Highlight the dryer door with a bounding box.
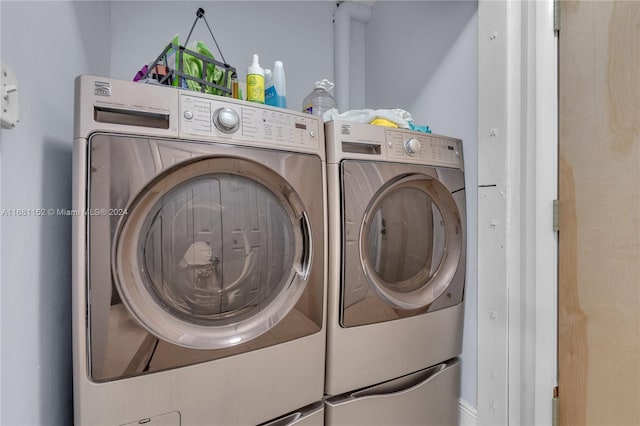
[341,161,465,327]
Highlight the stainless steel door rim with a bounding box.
[113,155,313,350]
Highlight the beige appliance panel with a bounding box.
[325,359,460,426]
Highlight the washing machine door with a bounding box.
[87,134,324,380]
[111,155,313,350]
[341,160,465,327]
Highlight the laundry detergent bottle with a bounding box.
[246,54,265,104]
[265,60,287,108]
[302,79,336,116]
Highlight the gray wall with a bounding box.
[0,2,335,424]
[365,1,479,406]
[0,2,111,424]
[108,1,335,113]
[0,1,478,423]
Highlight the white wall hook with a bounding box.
[1,63,20,129]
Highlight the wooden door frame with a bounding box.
[477,0,558,424]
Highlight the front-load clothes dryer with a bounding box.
[324,121,466,423]
[72,76,327,425]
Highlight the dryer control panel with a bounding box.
[325,120,463,169]
[385,130,463,168]
[179,94,321,151]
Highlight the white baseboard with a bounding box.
[459,398,478,426]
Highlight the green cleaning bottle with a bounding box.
[246,54,265,104]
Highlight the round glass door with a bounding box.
[359,174,462,310]
[112,156,312,350]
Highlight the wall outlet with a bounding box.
[1,63,20,129]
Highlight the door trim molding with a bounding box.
[529,1,558,423]
[477,0,558,424]
[460,398,478,426]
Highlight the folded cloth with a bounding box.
[323,108,432,134]
[322,108,412,128]
[370,118,399,128]
[408,122,432,134]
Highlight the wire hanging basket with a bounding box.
[138,8,236,97]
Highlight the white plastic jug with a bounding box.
[302,79,336,116]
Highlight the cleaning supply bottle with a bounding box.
[265,61,287,108]
[264,68,273,102]
[246,54,264,104]
[231,72,240,99]
[302,79,336,116]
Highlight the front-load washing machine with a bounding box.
[72,76,326,425]
[324,121,466,425]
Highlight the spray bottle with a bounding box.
[246,54,264,104]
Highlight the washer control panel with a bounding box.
[386,130,462,168]
[212,107,240,133]
[180,94,320,150]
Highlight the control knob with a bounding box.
[404,138,421,155]
[213,107,240,133]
